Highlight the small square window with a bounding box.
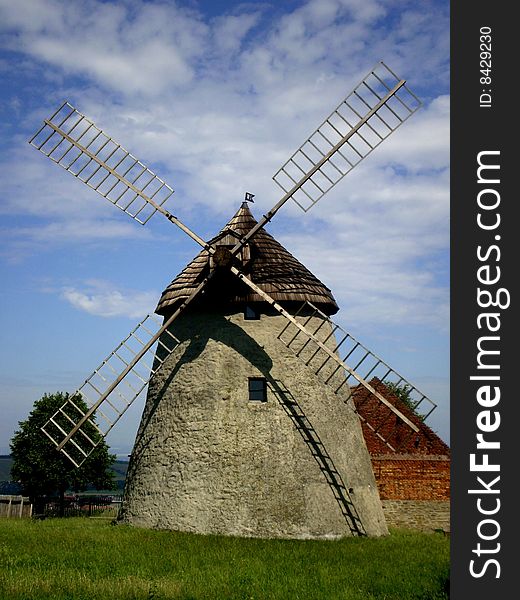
[244,305,260,320]
[248,377,267,402]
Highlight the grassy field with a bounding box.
[0,518,449,600]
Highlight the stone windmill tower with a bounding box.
[30,61,436,538]
[119,201,386,538]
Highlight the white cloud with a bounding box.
[280,223,449,331]
[0,0,207,94]
[212,11,261,55]
[61,279,158,318]
[9,218,150,243]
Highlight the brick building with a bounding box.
[352,378,450,532]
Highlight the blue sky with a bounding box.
[0,0,449,456]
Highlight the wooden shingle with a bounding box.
[156,203,339,315]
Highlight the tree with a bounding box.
[10,392,116,515]
[383,381,425,419]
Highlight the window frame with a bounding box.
[248,377,267,402]
[244,305,260,320]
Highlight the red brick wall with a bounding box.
[352,379,451,456]
[371,455,450,501]
[349,378,451,509]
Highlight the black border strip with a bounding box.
[451,3,514,597]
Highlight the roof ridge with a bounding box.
[219,202,257,237]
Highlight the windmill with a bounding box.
[29,61,436,538]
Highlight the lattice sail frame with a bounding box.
[272,61,422,212]
[278,302,437,452]
[29,102,174,225]
[42,314,179,467]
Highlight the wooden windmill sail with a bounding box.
[29,61,436,538]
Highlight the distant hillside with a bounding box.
[110,460,129,489]
[0,455,128,490]
[0,455,12,481]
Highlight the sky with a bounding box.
[0,0,450,457]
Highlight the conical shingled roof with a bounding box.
[156,202,339,316]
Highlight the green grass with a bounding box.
[0,518,449,600]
